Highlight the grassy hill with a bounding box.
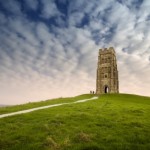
[0,94,150,150]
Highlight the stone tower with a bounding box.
[96,47,119,94]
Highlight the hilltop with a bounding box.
[0,94,150,150]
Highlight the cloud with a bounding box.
[25,0,39,10]
[117,50,150,96]
[41,0,61,19]
[0,0,150,105]
[0,0,22,16]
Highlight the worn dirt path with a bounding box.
[0,97,98,119]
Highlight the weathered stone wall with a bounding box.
[96,47,119,94]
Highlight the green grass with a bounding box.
[0,94,94,115]
[0,93,150,150]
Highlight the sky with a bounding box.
[0,0,150,105]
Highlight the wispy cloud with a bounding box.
[0,0,150,104]
[41,0,61,18]
[25,0,39,10]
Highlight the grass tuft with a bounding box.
[75,132,92,143]
[44,136,59,149]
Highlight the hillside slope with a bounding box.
[0,94,150,150]
[0,94,94,115]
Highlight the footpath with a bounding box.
[0,97,98,119]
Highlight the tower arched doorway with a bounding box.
[104,86,109,93]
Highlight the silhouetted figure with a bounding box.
[93,91,94,94]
